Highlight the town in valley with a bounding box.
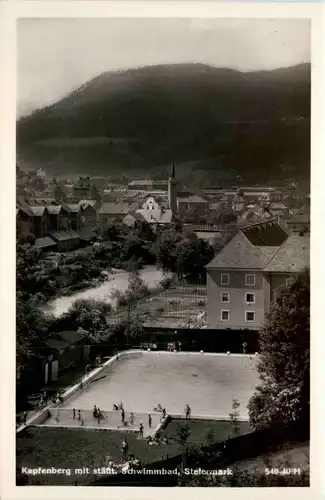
[16,17,310,488]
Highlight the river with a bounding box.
[42,266,164,318]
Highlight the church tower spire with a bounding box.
[168,161,178,216]
[170,161,175,179]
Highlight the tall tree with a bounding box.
[154,229,214,283]
[16,298,52,403]
[248,268,310,431]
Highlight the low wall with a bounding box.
[168,413,249,422]
[27,409,49,426]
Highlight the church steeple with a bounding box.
[168,160,178,216]
[170,161,175,179]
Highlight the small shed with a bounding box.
[42,331,90,384]
[34,236,58,252]
[48,229,80,251]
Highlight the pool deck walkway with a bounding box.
[37,409,163,438]
[34,408,249,440]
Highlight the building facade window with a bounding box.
[245,274,256,286]
[221,292,230,303]
[221,274,230,285]
[245,311,255,322]
[221,310,230,321]
[246,293,255,304]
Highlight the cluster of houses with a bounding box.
[16,199,99,251]
[17,163,310,253]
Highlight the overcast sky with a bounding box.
[18,18,310,117]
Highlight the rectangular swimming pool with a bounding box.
[61,351,259,418]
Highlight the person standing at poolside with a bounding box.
[121,408,125,424]
[129,412,135,425]
[148,414,152,428]
[121,438,128,461]
[139,423,144,438]
[185,404,191,419]
[72,408,76,419]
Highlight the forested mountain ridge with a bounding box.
[17,63,310,184]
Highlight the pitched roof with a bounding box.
[241,222,287,246]
[16,203,33,217]
[34,198,58,205]
[124,211,146,222]
[123,191,141,198]
[78,199,97,209]
[74,177,90,189]
[241,186,275,192]
[178,195,208,203]
[152,180,168,186]
[34,236,57,249]
[48,230,80,242]
[99,202,137,215]
[28,206,46,216]
[46,205,62,215]
[45,330,85,351]
[45,338,67,351]
[269,202,288,210]
[136,208,173,224]
[60,330,86,343]
[143,191,168,198]
[263,234,310,273]
[61,203,80,213]
[206,231,279,270]
[128,180,153,186]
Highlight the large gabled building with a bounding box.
[73,176,91,200]
[206,222,308,330]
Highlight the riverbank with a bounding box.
[42,266,164,317]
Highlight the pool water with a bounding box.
[61,352,259,419]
